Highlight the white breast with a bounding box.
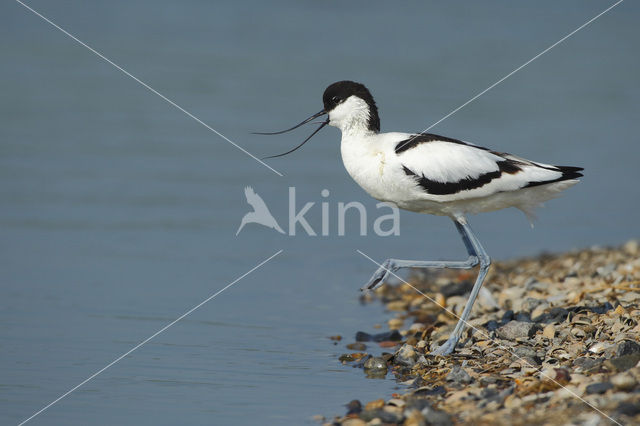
[340,135,382,198]
[339,132,415,203]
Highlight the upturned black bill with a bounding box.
[254,110,328,159]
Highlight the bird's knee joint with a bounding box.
[480,256,491,267]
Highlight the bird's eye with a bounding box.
[332,96,340,103]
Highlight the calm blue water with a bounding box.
[2,1,639,424]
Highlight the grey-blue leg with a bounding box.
[432,220,490,355]
[361,218,491,355]
[361,219,479,291]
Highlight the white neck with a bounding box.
[328,96,377,137]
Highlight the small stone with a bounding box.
[381,353,394,363]
[525,279,549,291]
[339,353,356,363]
[395,344,418,366]
[502,310,515,322]
[533,307,569,324]
[445,389,469,404]
[585,382,613,394]
[346,342,367,351]
[413,385,446,397]
[615,401,640,417]
[616,340,640,357]
[373,330,403,342]
[364,357,388,374]
[623,239,639,255]
[573,357,603,372]
[503,394,521,409]
[404,410,426,426]
[405,397,432,411]
[554,368,572,383]
[596,263,616,277]
[355,331,372,342]
[356,330,402,342]
[386,300,408,311]
[496,321,540,340]
[479,376,498,386]
[446,365,473,384]
[531,303,549,320]
[360,407,402,423]
[513,346,537,359]
[421,406,452,426]
[345,400,362,415]
[485,320,499,332]
[610,372,637,391]
[377,409,403,423]
[480,387,498,399]
[585,302,614,314]
[364,398,385,411]
[522,297,544,312]
[358,409,382,423]
[387,398,405,408]
[440,281,473,297]
[329,335,342,341]
[388,318,404,329]
[543,324,555,339]
[383,404,403,417]
[571,327,586,339]
[499,288,526,310]
[341,418,366,426]
[588,342,610,355]
[483,400,500,412]
[605,353,640,372]
[410,322,426,332]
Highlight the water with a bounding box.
[1,0,639,424]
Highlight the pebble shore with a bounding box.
[319,241,640,426]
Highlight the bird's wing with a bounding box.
[395,133,582,199]
[244,186,270,211]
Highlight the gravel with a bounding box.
[321,241,640,426]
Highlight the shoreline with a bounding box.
[319,241,640,425]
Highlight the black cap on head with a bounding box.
[322,81,380,132]
[256,80,380,159]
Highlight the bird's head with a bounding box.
[322,81,379,134]
[255,81,380,159]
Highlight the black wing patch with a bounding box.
[395,133,489,155]
[403,161,583,195]
[396,133,584,194]
[523,166,584,188]
[402,161,523,195]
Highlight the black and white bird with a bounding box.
[257,80,583,355]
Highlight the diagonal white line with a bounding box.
[356,249,622,426]
[15,0,283,177]
[18,249,284,426]
[396,0,624,152]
